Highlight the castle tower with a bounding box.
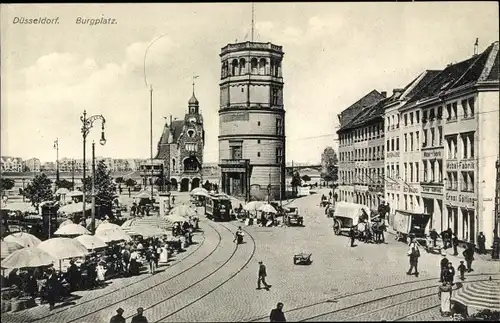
[218,41,285,201]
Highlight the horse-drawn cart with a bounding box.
[293,253,312,265]
[392,210,431,244]
[332,202,371,236]
[284,207,303,226]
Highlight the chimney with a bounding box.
[393,88,404,98]
[380,91,387,98]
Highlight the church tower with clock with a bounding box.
[155,87,205,192]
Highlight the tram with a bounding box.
[205,195,232,221]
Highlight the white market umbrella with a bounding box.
[2,202,37,213]
[54,223,90,236]
[74,235,107,250]
[96,222,121,232]
[95,228,132,243]
[1,240,24,259]
[4,232,42,248]
[192,191,210,197]
[59,219,74,228]
[190,187,208,195]
[122,225,166,238]
[243,201,266,212]
[58,202,91,215]
[67,190,84,197]
[55,188,70,195]
[37,238,89,260]
[170,205,196,218]
[452,278,500,311]
[258,204,278,214]
[1,247,57,269]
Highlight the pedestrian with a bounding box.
[457,260,467,281]
[477,232,486,254]
[270,302,286,322]
[444,262,455,285]
[128,187,131,198]
[441,229,450,249]
[46,268,58,311]
[406,235,420,277]
[430,229,439,247]
[172,196,176,205]
[329,191,332,201]
[257,261,271,290]
[439,252,449,282]
[131,307,148,323]
[463,243,475,272]
[438,282,453,317]
[446,228,453,248]
[146,246,156,274]
[452,233,459,256]
[110,307,126,323]
[349,226,356,247]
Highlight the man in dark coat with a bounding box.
[257,261,271,290]
[110,308,126,323]
[46,268,58,311]
[463,243,475,272]
[131,307,148,323]
[477,232,486,254]
[270,302,286,322]
[439,252,449,282]
[430,229,439,247]
[68,259,81,292]
[446,228,453,248]
[443,262,455,284]
[452,233,459,256]
[406,236,420,277]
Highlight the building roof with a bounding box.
[346,97,390,129]
[406,41,499,104]
[402,70,441,100]
[188,92,199,105]
[155,120,185,159]
[337,90,386,132]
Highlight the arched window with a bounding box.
[239,58,246,75]
[251,58,258,74]
[172,158,176,173]
[231,59,239,76]
[258,58,266,75]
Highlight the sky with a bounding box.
[1,2,498,164]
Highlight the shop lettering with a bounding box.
[446,193,475,206]
[422,186,443,194]
[403,186,419,193]
[387,152,400,158]
[423,150,442,158]
[447,161,475,170]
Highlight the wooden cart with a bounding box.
[293,253,312,265]
[393,210,431,244]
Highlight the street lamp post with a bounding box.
[80,110,106,234]
[22,178,25,202]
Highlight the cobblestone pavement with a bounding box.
[3,190,499,322]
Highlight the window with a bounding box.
[396,165,400,177]
[416,111,420,123]
[409,163,414,182]
[468,97,475,116]
[258,121,261,126]
[430,128,435,146]
[438,160,443,182]
[387,117,390,131]
[258,139,261,144]
[446,135,458,159]
[396,137,400,151]
[429,108,435,120]
[416,162,419,182]
[410,132,414,151]
[276,118,283,135]
[272,88,280,105]
[452,102,458,120]
[423,161,428,182]
[257,152,261,157]
[404,134,408,152]
[423,129,428,147]
[438,126,443,146]
[416,132,420,150]
[391,139,395,152]
[462,99,468,118]
[377,146,380,159]
[410,112,414,125]
[387,139,390,151]
[276,147,283,164]
[404,163,408,182]
[446,104,452,120]
[423,110,428,122]
[404,114,408,126]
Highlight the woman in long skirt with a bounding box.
[159,245,169,265]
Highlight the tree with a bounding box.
[82,160,117,218]
[321,147,339,182]
[23,173,53,207]
[125,178,137,187]
[290,171,301,197]
[301,175,311,182]
[115,177,124,184]
[55,179,74,190]
[0,178,15,192]
[323,174,333,186]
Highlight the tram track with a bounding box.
[26,227,208,323]
[245,272,500,322]
[151,221,256,322]
[30,220,223,323]
[298,276,500,322]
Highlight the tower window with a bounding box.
[258,140,261,144]
[258,121,261,126]
[257,152,261,157]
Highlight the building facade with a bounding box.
[398,41,499,247]
[218,41,285,201]
[338,92,387,210]
[0,157,23,172]
[154,92,205,192]
[337,90,386,207]
[23,158,41,172]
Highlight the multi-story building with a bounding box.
[337,90,386,206]
[113,159,133,172]
[218,41,285,201]
[154,91,205,192]
[338,91,387,210]
[95,157,114,171]
[0,156,23,172]
[23,158,41,172]
[384,71,442,223]
[41,161,56,172]
[400,41,499,248]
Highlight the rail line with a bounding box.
[29,227,208,322]
[152,221,256,322]
[245,272,500,322]
[298,277,500,322]
[392,304,441,321]
[55,221,224,323]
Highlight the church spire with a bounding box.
[188,75,199,113]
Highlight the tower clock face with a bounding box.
[189,117,196,124]
[187,129,196,138]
